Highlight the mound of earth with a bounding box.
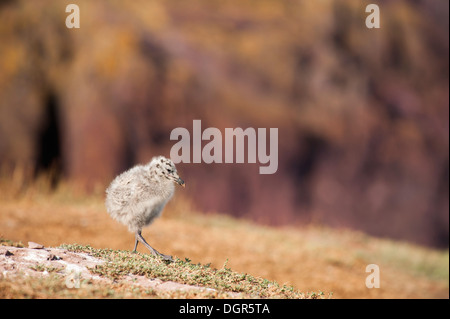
[0,242,220,297]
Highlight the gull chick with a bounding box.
[105,156,185,261]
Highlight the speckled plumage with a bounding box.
[105,156,184,260]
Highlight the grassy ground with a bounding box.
[62,244,321,298]
[0,177,448,298]
[1,240,320,299]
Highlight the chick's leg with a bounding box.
[135,230,173,262]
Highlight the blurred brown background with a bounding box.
[0,0,448,248]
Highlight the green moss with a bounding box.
[59,243,325,298]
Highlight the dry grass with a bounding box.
[0,273,157,299]
[55,243,321,299]
[0,175,448,298]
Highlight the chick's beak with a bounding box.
[177,177,185,188]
